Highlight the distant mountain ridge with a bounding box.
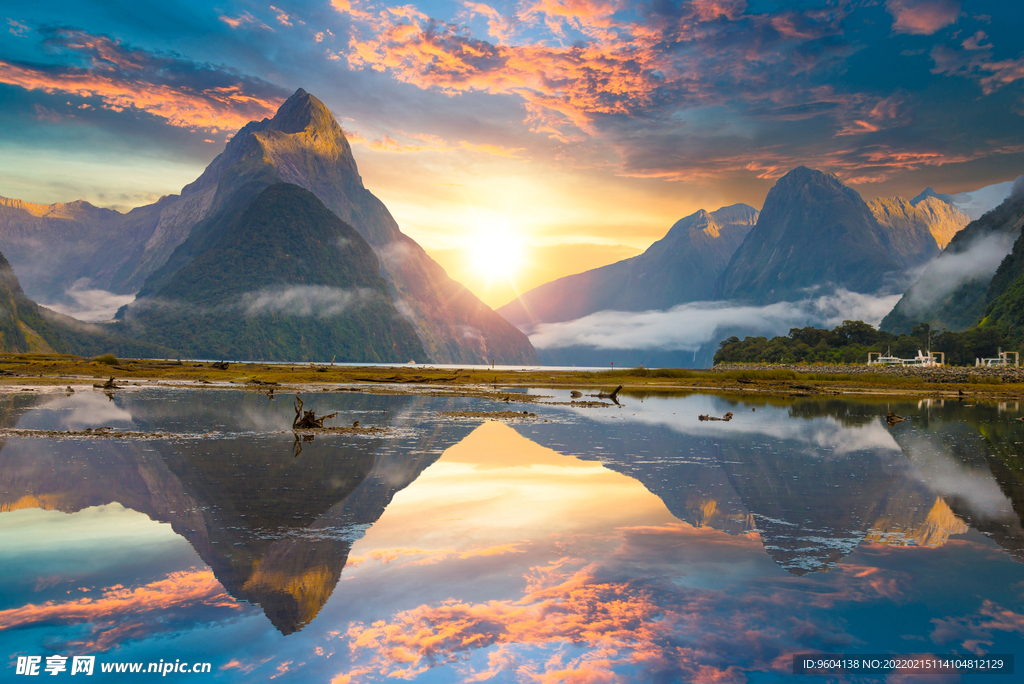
[0,197,124,306]
[912,175,1024,220]
[716,167,936,304]
[867,195,969,250]
[880,187,1024,334]
[0,249,166,356]
[513,166,971,369]
[499,204,758,328]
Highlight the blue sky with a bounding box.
[2,0,1023,304]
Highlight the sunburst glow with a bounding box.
[466,224,525,284]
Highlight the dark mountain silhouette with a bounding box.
[498,204,757,328]
[0,392,480,636]
[717,167,934,303]
[120,183,424,362]
[974,187,1024,338]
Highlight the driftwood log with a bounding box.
[590,385,623,404]
[699,412,734,422]
[292,396,338,429]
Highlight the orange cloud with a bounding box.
[520,0,621,40]
[219,12,274,31]
[0,568,242,652]
[270,6,294,27]
[336,547,901,682]
[343,570,668,681]
[0,29,284,132]
[459,2,517,43]
[690,0,748,22]
[0,60,282,130]
[339,0,678,137]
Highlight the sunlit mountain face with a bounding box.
[1,388,1023,681]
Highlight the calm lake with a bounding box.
[1,387,1022,682]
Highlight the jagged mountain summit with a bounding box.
[717,167,939,303]
[912,175,1024,220]
[498,204,758,328]
[880,186,1024,334]
[0,89,536,364]
[867,195,969,250]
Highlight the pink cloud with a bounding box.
[931,42,1024,95]
[961,30,992,51]
[885,0,960,36]
[930,600,1024,655]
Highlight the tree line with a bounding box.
[714,320,1017,366]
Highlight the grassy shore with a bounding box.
[3,353,1024,401]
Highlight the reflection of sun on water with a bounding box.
[346,420,675,557]
[333,423,772,683]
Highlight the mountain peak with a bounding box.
[717,165,905,303]
[709,203,758,227]
[911,186,956,207]
[776,165,841,188]
[266,88,337,136]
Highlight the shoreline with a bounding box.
[2,354,1024,402]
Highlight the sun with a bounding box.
[466,225,525,283]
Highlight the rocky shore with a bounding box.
[711,363,1023,384]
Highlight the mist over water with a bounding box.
[38,279,135,322]
[525,288,901,366]
[898,232,1018,316]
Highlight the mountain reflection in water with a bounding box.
[0,391,479,636]
[1,389,1023,682]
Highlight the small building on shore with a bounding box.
[867,350,944,367]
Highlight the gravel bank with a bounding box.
[710,363,1024,384]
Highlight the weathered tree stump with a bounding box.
[292,396,338,429]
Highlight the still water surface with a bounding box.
[1,388,1023,682]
